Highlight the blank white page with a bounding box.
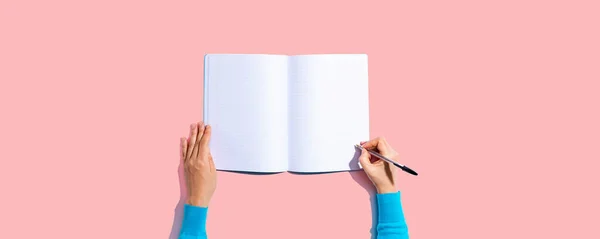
[288,54,370,172]
[204,54,288,172]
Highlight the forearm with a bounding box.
[179,204,208,239]
[376,191,409,239]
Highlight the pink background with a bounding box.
[1,0,599,238]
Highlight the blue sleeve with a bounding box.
[178,204,208,239]
[376,191,409,239]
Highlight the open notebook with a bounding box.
[203,54,369,173]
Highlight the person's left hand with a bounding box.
[181,122,216,207]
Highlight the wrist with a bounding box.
[376,185,397,194]
[187,197,210,207]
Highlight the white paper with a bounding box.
[288,54,370,172]
[204,54,289,172]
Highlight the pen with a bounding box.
[355,144,418,176]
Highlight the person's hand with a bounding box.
[358,137,399,194]
[181,122,216,207]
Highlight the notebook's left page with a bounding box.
[204,54,289,172]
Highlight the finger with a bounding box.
[180,137,188,162]
[364,137,390,153]
[199,124,212,150]
[361,137,382,150]
[209,155,216,171]
[186,123,197,159]
[358,148,372,168]
[192,122,205,159]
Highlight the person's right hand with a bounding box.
[358,137,399,194]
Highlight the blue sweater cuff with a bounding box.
[377,191,406,223]
[180,204,208,236]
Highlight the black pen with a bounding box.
[355,144,418,176]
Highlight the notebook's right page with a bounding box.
[288,54,369,173]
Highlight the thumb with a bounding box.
[358,148,372,168]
